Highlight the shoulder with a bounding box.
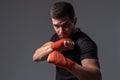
[75,31,98,54]
[76,35,97,52]
[74,29,97,48]
[70,28,95,44]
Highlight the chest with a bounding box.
[60,45,82,65]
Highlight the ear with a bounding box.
[73,17,77,25]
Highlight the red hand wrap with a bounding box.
[51,38,72,50]
[47,51,75,70]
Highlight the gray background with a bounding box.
[0,0,120,80]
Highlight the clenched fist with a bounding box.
[51,38,74,50]
[47,51,75,70]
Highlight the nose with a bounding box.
[59,27,64,34]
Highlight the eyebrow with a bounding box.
[53,20,69,26]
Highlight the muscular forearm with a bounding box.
[33,41,53,61]
[47,51,102,80]
[69,62,102,80]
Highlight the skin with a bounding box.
[52,16,76,38]
[33,16,102,80]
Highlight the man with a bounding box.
[33,2,102,80]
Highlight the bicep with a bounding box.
[81,58,100,69]
[81,59,102,80]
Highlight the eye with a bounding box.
[54,24,59,28]
[62,22,70,28]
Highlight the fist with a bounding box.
[47,51,75,70]
[51,38,74,50]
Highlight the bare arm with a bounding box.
[33,38,75,62]
[69,59,102,80]
[33,41,54,62]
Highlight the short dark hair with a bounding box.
[50,2,75,20]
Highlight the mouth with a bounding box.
[59,34,68,38]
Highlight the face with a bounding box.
[52,17,76,38]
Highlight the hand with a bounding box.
[47,51,75,70]
[64,39,74,50]
[51,38,74,50]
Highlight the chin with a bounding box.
[59,36,68,38]
[59,34,70,38]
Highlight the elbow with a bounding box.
[33,54,39,62]
[33,51,45,62]
[33,50,41,62]
[33,55,43,62]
